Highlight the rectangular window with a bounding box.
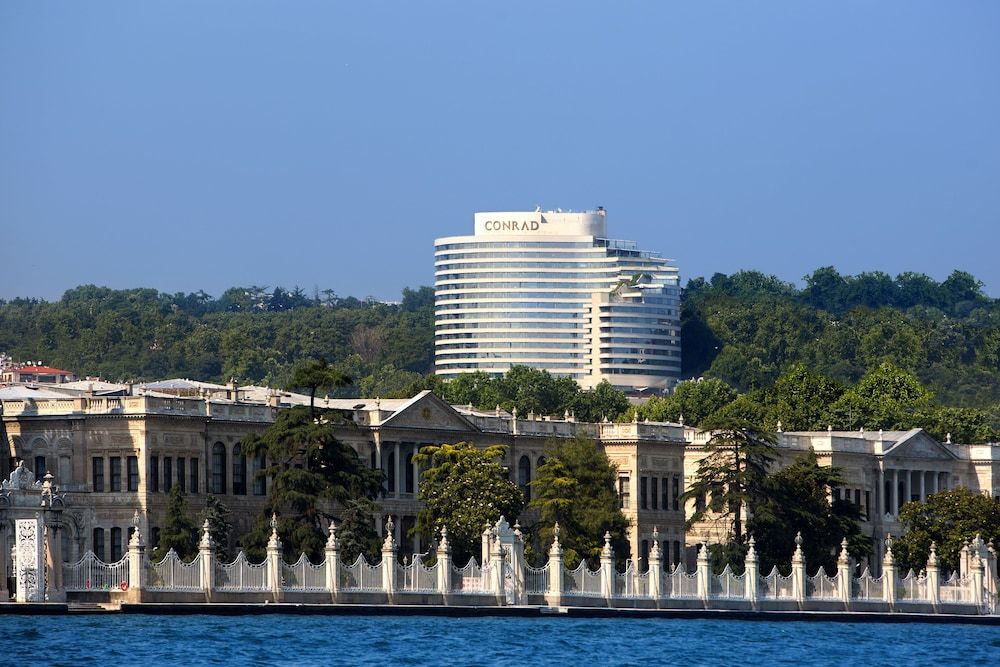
[651,477,658,510]
[151,527,161,548]
[190,459,199,494]
[640,477,648,510]
[149,456,159,493]
[92,457,105,492]
[864,491,871,519]
[110,527,122,562]
[252,455,266,496]
[673,541,681,568]
[110,457,122,492]
[618,475,630,509]
[163,457,172,491]
[34,455,46,481]
[661,477,669,510]
[672,477,680,511]
[695,491,706,513]
[177,458,186,493]
[93,528,105,561]
[127,456,139,492]
[233,455,246,495]
[833,488,841,501]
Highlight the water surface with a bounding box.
[1,614,996,666]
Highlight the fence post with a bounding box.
[971,552,985,612]
[791,532,806,605]
[697,543,711,606]
[601,531,615,605]
[199,519,215,601]
[926,541,940,610]
[547,523,564,604]
[836,538,852,610]
[266,514,283,602]
[381,516,397,601]
[745,536,759,608]
[437,527,452,602]
[489,524,505,604]
[127,523,146,602]
[883,534,897,610]
[325,520,340,602]
[648,528,663,607]
[511,521,527,605]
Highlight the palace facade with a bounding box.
[3,382,999,595]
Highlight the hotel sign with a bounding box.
[483,220,540,231]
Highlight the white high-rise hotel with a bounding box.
[434,209,681,391]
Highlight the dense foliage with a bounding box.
[153,485,198,561]
[239,405,383,562]
[413,442,525,565]
[892,488,1000,574]
[529,435,631,568]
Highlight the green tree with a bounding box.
[288,357,352,417]
[201,496,235,562]
[771,364,844,431]
[683,418,777,544]
[413,442,525,565]
[530,435,631,567]
[239,405,383,562]
[153,485,198,561]
[748,450,869,574]
[893,487,1000,574]
[824,362,932,430]
[572,380,630,423]
[634,377,737,426]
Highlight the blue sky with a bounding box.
[2,1,998,301]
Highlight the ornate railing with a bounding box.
[216,552,268,591]
[63,551,129,592]
[147,550,202,591]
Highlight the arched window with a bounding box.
[536,455,547,471]
[211,442,227,494]
[518,456,531,501]
[232,445,247,495]
[92,528,105,561]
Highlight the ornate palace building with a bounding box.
[3,382,999,595]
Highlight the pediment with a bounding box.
[379,391,479,433]
[883,429,957,461]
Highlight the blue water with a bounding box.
[1,614,997,666]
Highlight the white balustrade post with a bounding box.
[696,543,711,606]
[791,532,806,605]
[971,552,985,612]
[199,519,215,601]
[489,526,504,604]
[127,522,146,602]
[926,541,940,610]
[648,528,663,607]
[481,524,492,568]
[547,524,563,603]
[381,516,397,601]
[836,538,852,610]
[883,535,897,610]
[600,531,615,605]
[325,521,340,601]
[266,514,283,602]
[511,521,527,605]
[437,527,452,602]
[745,537,759,608]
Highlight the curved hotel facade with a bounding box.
[434,209,681,392]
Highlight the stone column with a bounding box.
[696,543,711,606]
[199,519,215,601]
[932,471,939,495]
[890,469,898,516]
[481,524,492,567]
[836,539,851,610]
[971,552,985,611]
[882,535,897,609]
[393,443,402,499]
[648,528,663,606]
[126,525,145,603]
[919,470,926,502]
[266,514,283,602]
[381,516,397,601]
[877,465,885,516]
[744,537,759,608]
[600,531,615,604]
[510,521,527,605]
[903,470,911,506]
[324,521,340,601]
[547,524,563,603]
[926,542,940,610]
[791,532,806,605]
[489,527,504,604]
[437,527,452,602]
[45,524,65,601]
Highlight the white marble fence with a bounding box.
[60,517,997,615]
